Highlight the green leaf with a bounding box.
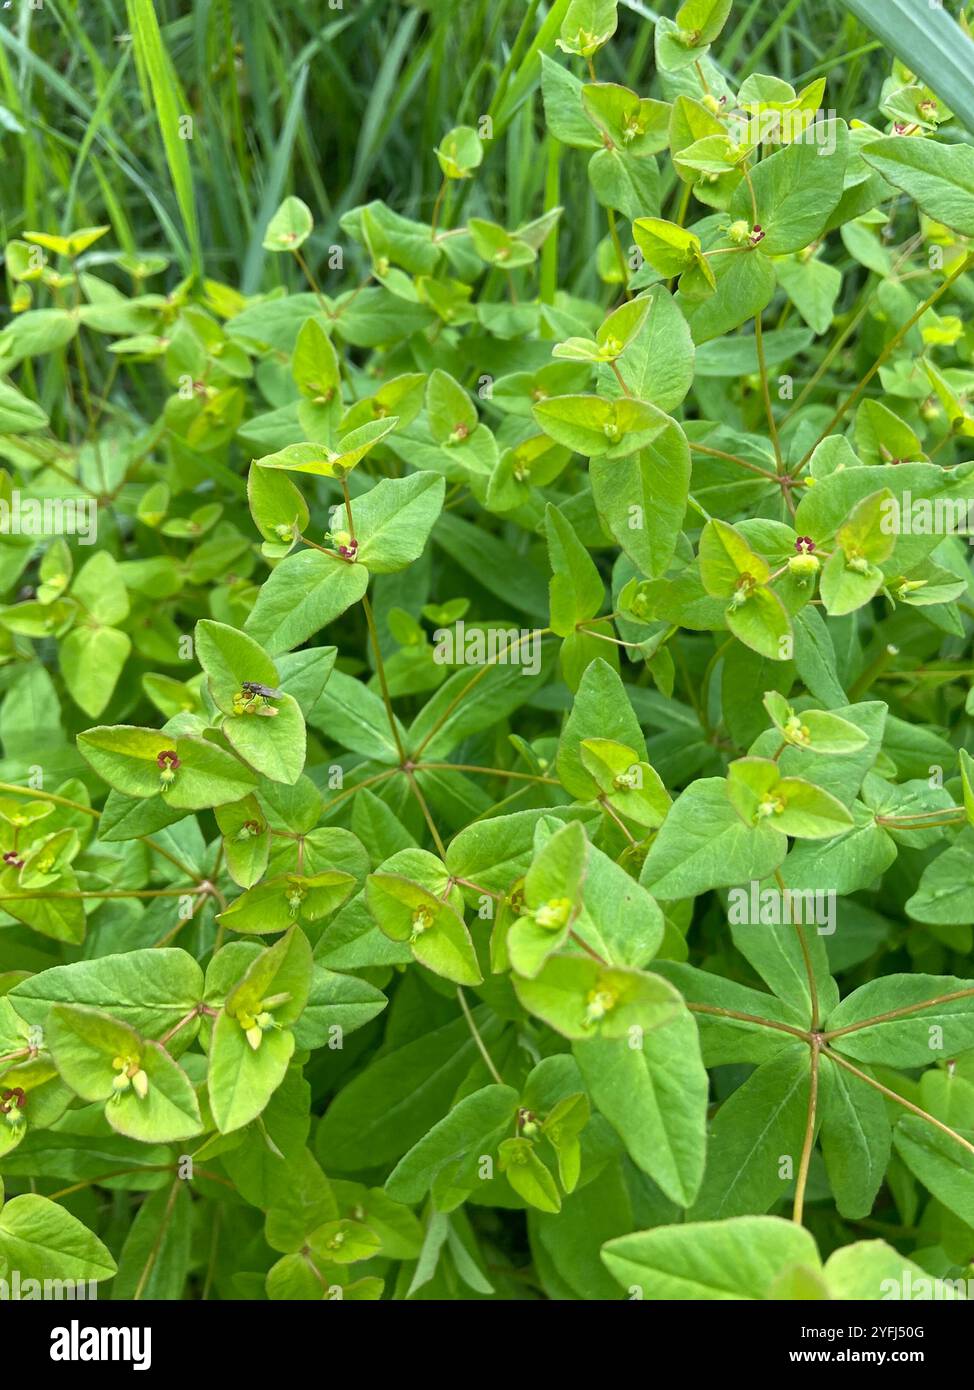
[893,1117,974,1227]
[61,625,131,719]
[690,1046,810,1219]
[514,954,682,1042]
[0,1194,117,1283]
[681,247,776,343]
[0,379,49,433]
[820,1055,891,1220]
[575,997,707,1206]
[556,659,645,799]
[906,831,974,926]
[641,778,786,900]
[509,819,589,978]
[47,1004,202,1143]
[124,0,201,274]
[499,1137,562,1212]
[407,641,555,760]
[730,891,838,1022]
[774,254,842,336]
[195,619,278,709]
[112,1184,192,1299]
[334,472,444,574]
[208,1012,292,1136]
[206,929,311,1132]
[262,196,314,252]
[0,309,79,364]
[315,1012,495,1171]
[862,138,974,238]
[366,873,482,985]
[676,0,732,46]
[77,726,257,809]
[590,421,691,580]
[434,125,483,180]
[825,974,974,1066]
[386,1085,519,1204]
[823,1238,966,1300]
[244,550,369,655]
[217,871,355,935]
[655,961,808,1065]
[533,394,667,460]
[292,966,387,1049]
[9,949,204,1037]
[729,120,848,255]
[545,504,604,638]
[602,1215,820,1299]
[588,148,661,222]
[763,691,869,755]
[557,0,618,58]
[840,0,974,137]
[309,667,406,764]
[255,419,398,480]
[540,54,602,150]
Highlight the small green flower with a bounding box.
[534,897,572,930]
[411,904,435,941]
[583,987,617,1028]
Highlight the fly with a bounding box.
[240,681,283,699]
[234,680,284,716]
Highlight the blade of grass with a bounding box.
[839,0,974,134]
[125,0,203,278]
[241,63,310,294]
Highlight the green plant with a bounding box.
[1,0,974,1302]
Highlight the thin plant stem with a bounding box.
[689,441,778,480]
[610,360,632,396]
[823,988,974,1042]
[420,762,560,786]
[776,869,819,1030]
[826,1050,974,1158]
[413,629,552,759]
[799,252,974,467]
[405,769,446,859]
[361,591,406,763]
[599,796,637,845]
[293,246,328,313]
[793,1037,821,1225]
[320,767,400,815]
[687,1002,812,1043]
[457,987,503,1086]
[754,313,783,472]
[607,208,630,295]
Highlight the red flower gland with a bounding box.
[795,536,816,554]
[750,224,765,245]
[0,1087,26,1113]
[156,750,180,786]
[338,538,359,561]
[3,852,23,869]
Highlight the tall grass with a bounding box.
[0,0,887,299]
